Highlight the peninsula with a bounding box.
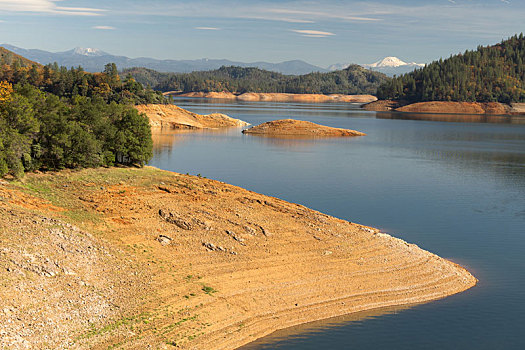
[0,166,476,349]
[366,35,525,116]
[135,104,249,129]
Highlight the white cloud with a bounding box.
[93,26,115,30]
[0,0,106,16]
[291,29,335,38]
[195,27,220,30]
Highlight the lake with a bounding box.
[149,98,525,349]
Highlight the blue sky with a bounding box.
[0,0,523,67]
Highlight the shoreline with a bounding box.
[0,166,476,349]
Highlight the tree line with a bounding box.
[0,52,162,177]
[377,34,525,103]
[123,65,389,95]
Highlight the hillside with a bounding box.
[123,65,389,95]
[0,47,164,178]
[0,47,40,67]
[377,34,525,103]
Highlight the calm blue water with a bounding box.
[149,99,525,349]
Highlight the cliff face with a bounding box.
[135,104,249,129]
[242,119,366,137]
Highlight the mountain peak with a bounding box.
[368,57,407,68]
[72,47,104,56]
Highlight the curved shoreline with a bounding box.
[0,167,476,349]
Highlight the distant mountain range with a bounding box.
[1,44,425,77]
[329,57,426,77]
[0,44,328,75]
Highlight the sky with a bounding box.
[0,0,523,67]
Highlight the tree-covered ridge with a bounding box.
[0,56,165,105]
[0,47,159,177]
[377,34,525,103]
[0,47,38,67]
[123,65,389,95]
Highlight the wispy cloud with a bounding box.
[0,0,106,16]
[195,27,220,30]
[291,29,335,38]
[93,25,115,30]
[270,8,381,22]
[116,1,379,24]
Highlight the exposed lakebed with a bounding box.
[150,98,525,349]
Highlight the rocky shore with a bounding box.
[0,167,476,349]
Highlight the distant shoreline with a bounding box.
[165,91,378,103]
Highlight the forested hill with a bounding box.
[122,65,389,95]
[0,47,165,178]
[0,47,39,67]
[377,34,525,103]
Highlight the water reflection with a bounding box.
[377,111,525,124]
[239,304,414,350]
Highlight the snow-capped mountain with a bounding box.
[328,57,425,77]
[364,56,424,69]
[72,47,106,56]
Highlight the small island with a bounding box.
[242,119,366,137]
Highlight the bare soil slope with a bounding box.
[0,167,476,349]
[135,104,249,129]
[396,101,510,114]
[242,119,366,137]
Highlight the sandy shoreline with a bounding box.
[0,166,476,349]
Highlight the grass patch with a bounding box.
[202,285,217,295]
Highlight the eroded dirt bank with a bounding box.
[135,104,249,129]
[0,167,476,349]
